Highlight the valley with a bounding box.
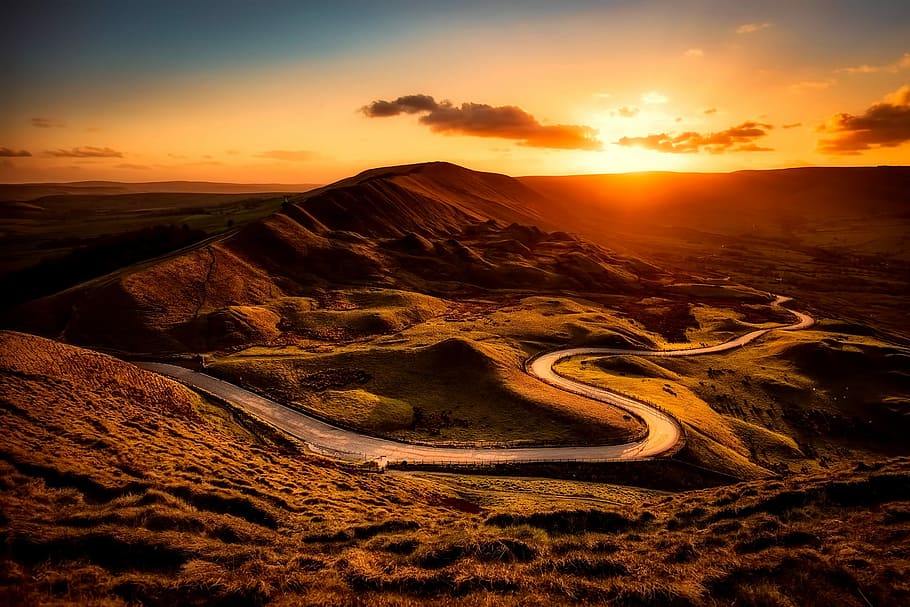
[1,163,908,606]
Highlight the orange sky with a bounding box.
[2,2,909,183]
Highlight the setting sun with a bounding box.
[3,2,910,182]
[3,5,910,606]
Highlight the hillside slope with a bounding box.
[521,167,910,339]
[2,331,908,606]
[8,162,666,353]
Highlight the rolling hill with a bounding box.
[7,162,667,353]
[2,330,908,606]
[521,167,910,339]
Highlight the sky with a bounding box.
[2,0,909,183]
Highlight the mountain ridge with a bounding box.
[7,162,663,352]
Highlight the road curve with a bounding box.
[140,295,813,465]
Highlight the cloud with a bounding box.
[255,150,317,162]
[44,146,123,158]
[641,91,668,105]
[361,94,602,150]
[183,160,224,166]
[817,85,910,154]
[616,121,774,154]
[838,52,910,75]
[704,107,718,115]
[790,79,836,90]
[0,147,31,157]
[362,94,438,117]
[782,122,802,129]
[31,117,65,128]
[684,48,704,57]
[615,106,640,118]
[115,163,149,170]
[736,22,771,34]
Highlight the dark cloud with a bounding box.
[783,122,802,129]
[115,163,149,170]
[704,107,718,115]
[31,117,65,128]
[615,106,639,118]
[255,150,316,162]
[616,121,774,154]
[0,147,31,157]
[44,146,123,158]
[362,94,438,117]
[817,85,910,154]
[361,94,602,150]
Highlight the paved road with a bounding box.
[140,295,813,465]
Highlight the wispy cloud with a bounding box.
[790,79,836,90]
[31,117,66,128]
[44,146,123,158]
[641,91,668,105]
[115,163,149,170]
[255,150,317,162]
[182,160,224,166]
[617,121,774,154]
[818,85,910,154]
[736,22,772,34]
[837,52,910,75]
[615,106,640,118]
[362,94,602,150]
[704,107,718,115]
[0,147,32,157]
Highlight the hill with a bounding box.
[0,181,320,202]
[2,331,908,606]
[521,167,910,339]
[7,162,666,353]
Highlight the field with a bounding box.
[554,324,910,475]
[522,168,910,342]
[0,187,316,309]
[3,331,909,606]
[2,164,909,605]
[205,290,668,446]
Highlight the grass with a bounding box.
[2,331,910,606]
[0,192,307,313]
[210,334,643,446]
[2,162,909,605]
[202,290,657,446]
[553,323,910,477]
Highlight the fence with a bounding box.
[306,444,368,461]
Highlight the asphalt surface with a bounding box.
[140,295,813,465]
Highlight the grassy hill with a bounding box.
[2,331,909,606]
[6,163,667,353]
[521,167,910,340]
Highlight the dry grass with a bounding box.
[2,163,909,604]
[2,330,909,606]
[208,302,648,446]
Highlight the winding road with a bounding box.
[140,295,813,466]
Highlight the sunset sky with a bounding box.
[3,0,909,183]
